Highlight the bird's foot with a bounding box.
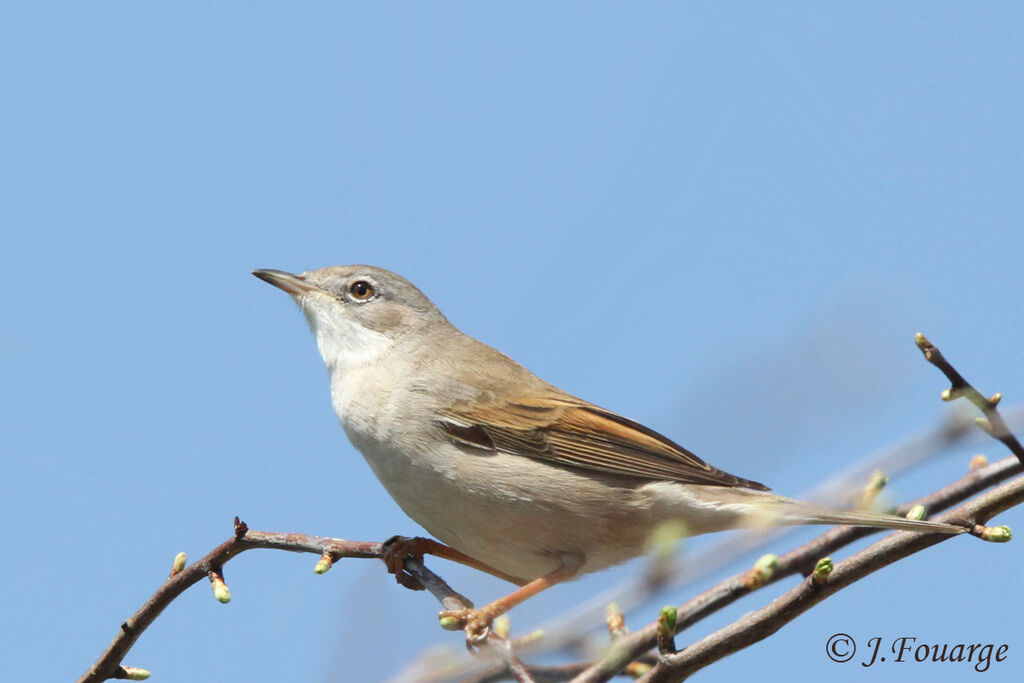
[381,535,428,591]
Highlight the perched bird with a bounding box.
[253,265,964,636]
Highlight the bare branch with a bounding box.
[77,519,465,683]
[638,472,1024,682]
[916,333,1024,463]
[566,333,1024,683]
[569,454,1022,683]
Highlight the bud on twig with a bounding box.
[625,662,653,676]
[657,605,677,655]
[117,666,151,680]
[170,552,187,577]
[606,602,627,638]
[905,505,926,521]
[978,525,1012,543]
[969,454,989,471]
[209,570,231,604]
[812,557,833,585]
[493,614,511,639]
[313,552,333,575]
[744,553,778,589]
[858,470,888,510]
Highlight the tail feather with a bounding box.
[766,496,965,535]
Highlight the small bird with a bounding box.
[254,265,964,636]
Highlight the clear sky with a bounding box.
[3,3,1023,682]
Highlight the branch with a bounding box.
[77,518,468,683]
[566,333,1024,683]
[569,454,1022,683]
[916,333,1024,463]
[639,472,1023,682]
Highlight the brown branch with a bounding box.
[916,333,1024,463]
[77,518,467,683]
[474,634,542,683]
[565,333,1024,683]
[568,454,1022,683]
[638,472,1024,682]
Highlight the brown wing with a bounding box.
[438,394,769,490]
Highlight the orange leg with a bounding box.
[382,536,528,590]
[439,556,583,641]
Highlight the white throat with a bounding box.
[301,302,395,376]
[300,299,401,449]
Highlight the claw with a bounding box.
[381,536,426,591]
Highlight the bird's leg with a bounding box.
[382,536,527,590]
[438,555,583,642]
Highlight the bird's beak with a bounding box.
[252,269,323,296]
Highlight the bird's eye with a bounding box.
[348,280,375,300]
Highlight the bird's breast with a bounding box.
[325,367,660,580]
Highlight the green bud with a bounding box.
[813,557,833,584]
[493,614,510,639]
[658,605,677,635]
[981,525,1012,543]
[313,553,333,575]
[745,553,778,588]
[656,605,678,655]
[905,505,926,521]
[170,552,187,577]
[754,553,778,577]
[210,575,231,604]
[606,602,626,636]
[859,471,888,510]
[120,667,151,680]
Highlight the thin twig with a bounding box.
[569,454,1022,683]
[916,333,1024,463]
[637,472,1024,682]
[568,333,1024,683]
[474,634,541,683]
[77,518,464,683]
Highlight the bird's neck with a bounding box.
[309,313,396,377]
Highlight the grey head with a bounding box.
[253,265,451,371]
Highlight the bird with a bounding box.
[253,265,966,637]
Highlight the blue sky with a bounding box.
[3,3,1023,682]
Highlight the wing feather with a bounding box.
[438,394,768,490]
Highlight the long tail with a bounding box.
[739,492,965,535]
